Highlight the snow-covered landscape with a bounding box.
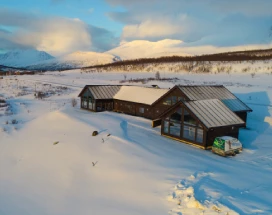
[1,68,272,215]
[1,0,272,214]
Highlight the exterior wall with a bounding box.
[152,87,187,119]
[114,100,153,119]
[80,88,96,111]
[80,88,115,112]
[206,126,240,148]
[96,99,114,112]
[235,111,248,125]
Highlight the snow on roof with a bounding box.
[113,86,169,105]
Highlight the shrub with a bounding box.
[71,98,77,107]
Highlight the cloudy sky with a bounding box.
[0,0,271,56]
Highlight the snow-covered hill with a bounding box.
[106,39,192,60]
[27,51,120,70]
[0,49,54,67]
[1,71,272,214]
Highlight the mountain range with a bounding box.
[1,39,271,71]
[0,49,54,68]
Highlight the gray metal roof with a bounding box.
[179,85,252,112]
[88,85,121,99]
[184,99,245,129]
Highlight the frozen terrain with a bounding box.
[0,69,272,215]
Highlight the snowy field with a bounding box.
[0,69,272,215]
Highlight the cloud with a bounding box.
[0,8,117,56]
[106,0,272,46]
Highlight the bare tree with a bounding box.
[71,98,77,107]
[155,71,161,80]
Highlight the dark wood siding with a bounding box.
[96,99,114,112]
[235,111,247,126]
[206,126,239,148]
[114,100,153,119]
[152,87,187,119]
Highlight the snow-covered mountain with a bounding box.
[0,49,54,67]
[27,51,120,70]
[106,39,192,60]
[2,39,271,71]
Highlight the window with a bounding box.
[196,128,203,143]
[183,109,197,126]
[125,104,132,110]
[172,96,177,104]
[170,122,181,137]
[183,125,196,141]
[164,121,169,133]
[178,97,184,102]
[83,99,88,108]
[88,99,94,110]
[139,107,145,113]
[163,97,172,105]
[163,106,204,144]
[170,108,182,122]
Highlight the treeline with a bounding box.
[83,48,272,70]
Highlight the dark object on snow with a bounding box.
[92,161,98,166]
[53,141,59,145]
[92,131,98,136]
[11,119,18,124]
[107,134,111,137]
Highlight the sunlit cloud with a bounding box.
[0,8,117,56]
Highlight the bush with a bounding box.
[71,98,77,107]
[155,71,161,80]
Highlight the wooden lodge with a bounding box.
[151,85,252,126]
[159,99,245,149]
[78,84,252,149]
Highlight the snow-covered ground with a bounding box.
[0,69,272,215]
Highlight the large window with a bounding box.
[162,106,204,144]
[196,128,204,143]
[139,107,145,113]
[163,96,180,106]
[170,108,182,122]
[164,121,169,133]
[82,89,94,110]
[183,125,196,141]
[170,122,181,137]
[82,99,88,109]
[184,109,197,125]
[163,97,172,106]
[88,97,95,110]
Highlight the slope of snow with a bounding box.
[107,39,272,60]
[27,51,120,70]
[1,70,272,215]
[0,49,54,67]
[106,39,192,60]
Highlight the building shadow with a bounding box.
[236,91,271,151]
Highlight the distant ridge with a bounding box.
[84,48,272,70]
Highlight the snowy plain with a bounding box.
[0,68,272,215]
